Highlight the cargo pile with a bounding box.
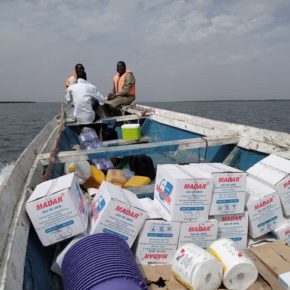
[25,153,290,289]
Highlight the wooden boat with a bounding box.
[0,103,289,290]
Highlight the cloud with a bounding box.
[0,0,290,101]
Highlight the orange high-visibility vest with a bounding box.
[65,72,77,92]
[113,70,136,96]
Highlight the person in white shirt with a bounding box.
[65,71,106,124]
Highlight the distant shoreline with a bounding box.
[142,99,290,103]
[0,101,36,104]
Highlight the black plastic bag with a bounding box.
[129,155,156,180]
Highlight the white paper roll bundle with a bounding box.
[172,243,223,290]
[209,238,258,290]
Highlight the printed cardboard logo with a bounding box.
[156,179,173,205]
[115,205,140,219]
[188,225,211,232]
[218,176,240,183]
[36,196,64,211]
[75,184,86,214]
[254,197,273,210]
[144,253,168,260]
[176,248,186,261]
[91,197,106,221]
[284,179,290,189]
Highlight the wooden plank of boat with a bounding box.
[39,135,240,165]
[65,113,143,126]
[127,105,290,158]
[102,136,150,147]
[0,117,59,257]
[0,117,61,289]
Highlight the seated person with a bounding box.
[65,63,85,92]
[104,61,136,116]
[65,70,105,124]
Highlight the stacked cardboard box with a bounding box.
[191,163,249,249]
[136,164,217,265]
[247,155,290,216]
[215,212,249,249]
[246,176,284,238]
[153,164,213,221]
[193,163,247,215]
[26,173,89,246]
[135,197,181,264]
[247,154,290,242]
[89,181,147,247]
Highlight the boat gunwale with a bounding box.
[38,135,240,165]
[127,104,290,158]
[0,113,62,289]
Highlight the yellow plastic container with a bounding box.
[123,176,151,188]
[106,169,127,186]
[82,166,105,189]
[121,124,141,140]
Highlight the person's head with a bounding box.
[77,70,87,80]
[116,61,126,75]
[74,63,85,74]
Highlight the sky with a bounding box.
[0,0,290,102]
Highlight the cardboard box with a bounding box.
[271,218,290,244]
[50,233,87,276]
[89,181,147,247]
[193,163,246,215]
[178,219,218,248]
[154,164,213,221]
[246,177,284,238]
[259,154,290,173]
[215,212,249,249]
[249,241,290,290]
[135,220,180,264]
[139,198,163,220]
[280,272,290,290]
[247,155,290,216]
[26,173,88,246]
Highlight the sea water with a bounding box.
[0,100,289,183]
[0,102,60,183]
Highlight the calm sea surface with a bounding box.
[0,100,289,168]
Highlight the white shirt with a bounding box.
[65,79,105,124]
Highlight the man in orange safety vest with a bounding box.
[104,61,136,115]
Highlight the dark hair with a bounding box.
[75,63,85,73]
[77,71,87,80]
[117,61,126,68]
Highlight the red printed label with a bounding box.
[218,177,240,183]
[36,197,63,210]
[184,183,207,190]
[188,226,211,232]
[284,179,290,189]
[144,253,168,259]
[254,198,273,210]
[222,215,243,222]
[115,205,140,219]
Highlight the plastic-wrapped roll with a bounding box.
[209,238,258,290]
[172,244,223,290]
[78,127,114,172]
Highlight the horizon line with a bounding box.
[0,98,289,103]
